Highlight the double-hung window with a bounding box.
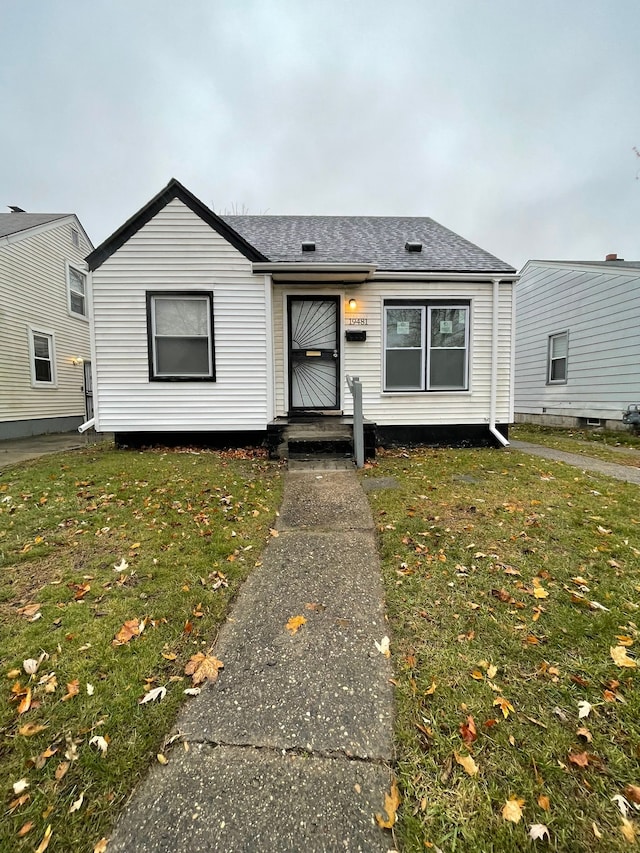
[28,328,56,386]
[384,302,469,391]
[67,263,88,318]
[548,331,568,383]
[147,292,215,381]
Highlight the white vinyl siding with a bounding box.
[0,219,91,424]
[273,279,513,426]
[515,262,640,421]
[91,199,269,432]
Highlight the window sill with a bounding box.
[382,389,472,395]
[68,310,89,322]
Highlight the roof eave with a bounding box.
[252,261,377,284]
[87,179,268,271]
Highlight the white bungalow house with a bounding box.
[85,179,517,457]
[0,211,94,439]
[515,256,640,431]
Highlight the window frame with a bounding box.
[66,261,88,320]
[547,331,568,384]
[146,291,216,382]
[383,300,470,393]
[383,305,426,391]
[28,326,57,388]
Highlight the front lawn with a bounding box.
[365,446,640,851]
[0,444,282,852]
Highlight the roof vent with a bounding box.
[605,253,623,261]
[8,205,26,213]
[301,241,316,252]
[405,241,422,252]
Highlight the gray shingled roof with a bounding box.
[0,213,69,239]
[222,215,515,273]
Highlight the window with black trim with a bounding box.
[147,292,215,381]
[29,328,56,386]
[67,263,87,318]
[384,302,469,391]
[547,331,568,383]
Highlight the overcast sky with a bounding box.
[2,0,639,269]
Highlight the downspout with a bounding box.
[489,277,510,447]
[78,418,95,433]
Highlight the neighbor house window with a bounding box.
[147,292,215,381]
[67,263,88,318]
[29,328,56,386]
[384,303,469,391]
[548,332,568,383]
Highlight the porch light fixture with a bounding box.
[71,356,84,366]
[348,298,357,310]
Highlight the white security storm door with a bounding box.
[288,297,340,410]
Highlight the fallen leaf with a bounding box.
[69,792,84,813]
[157,753,168,764]
[62,680,80,701]
[502,796,525,823]
[375,779,401,828]
[17,603,42,619]
[612,794,631,817]
[55,761,70,780]
[286,615,307,635]
[13,778,29,795]
[8,793,30,812]
[35,825,52,853]
[471,669,484,680]
[112,619,141,646]
[620,818,636,843]
[534,587,549,599]
[18,723,47,737]
[624,785,640,804]
[425,680,437,695]
[17,687,32,715]
[578,700,592,719]
[611,646,637,668]
[454,751,479,776]
[568,751,590,768]
[538,794,550,811]
[93,839,109,853]
[139,685,167,704]
[459,716,477,745]
[529,823,550,841]
[185,652,224,685]
[269,528,279,537]
[494,696,515,719]
[113,558,129,572]
[86,682,95,696]
[592,822,603,839]
[487,664,498,679]
[90,735,108,754]
[184,687,201,696]
[577,727,593,742]
[18,821,34,837]
[375,635,390,657]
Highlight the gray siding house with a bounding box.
[515,256,640,430]
[86,179,517,454]
[0,212,93,439]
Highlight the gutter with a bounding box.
[78,418,95,433]
[489,277,510,447]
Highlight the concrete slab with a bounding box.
[0,431,109,469]
[509,440,640,485]
[107,744,393,853]
[277,471,374,530]
[178,530,394,759]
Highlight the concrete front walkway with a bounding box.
[107,470,395,852]
[0,431,109,470]
[509,439,640,485]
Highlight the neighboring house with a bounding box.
[0,212,94,439]
[515,256,640,431]
[86,179,517,455]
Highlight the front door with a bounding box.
[83,360,94,420]
[288,296,340,411]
